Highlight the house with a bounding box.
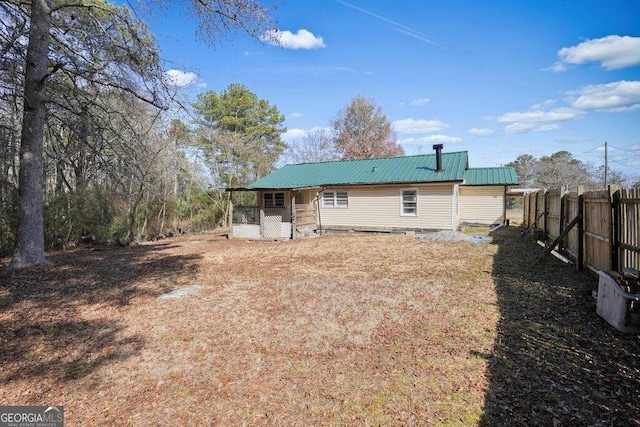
[227,145,518,240]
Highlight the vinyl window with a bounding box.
[401,189,418,216]
[322,191,349,208]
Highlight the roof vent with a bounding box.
[433,144,443,172]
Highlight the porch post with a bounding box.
[227,191,234,239]
[291,192,298,240]
[259,191,265,238]
[502,186,507,225]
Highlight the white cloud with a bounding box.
[497,107,582,124]
[531,99,555,110]
[497,106,585,134]
[497,80,640,134]
[504,122,559,134]
[282,128,308,144]
[567,80,640,112]
[409,97,430,106]
[550,35,640,71]
[288,112,304,119]
[468,128,494,137]
[401,135,464,144]
[392,118,449,134]
[533,124,559,132]
[165,69,198,87]
[504,122,536,134]
[262,29,326,50]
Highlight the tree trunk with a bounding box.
[9,0,52,269]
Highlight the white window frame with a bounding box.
[400,188,418,216]
[322,191,335,208]
[322,190,349,208]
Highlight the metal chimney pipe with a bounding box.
[433,144,443,172]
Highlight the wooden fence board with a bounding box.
[546,188,564,245]
[564,190,581,265]
[523,192,532,227]
[583,189,612,272]
[537,191,547,232]
[617,188,640,271]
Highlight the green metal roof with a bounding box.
[246,152,470,189]
[463,167,519,186]
[242,152,519,190]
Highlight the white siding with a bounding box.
[452,184,459,230]
[458,186,505,224]
[319,184,455,230]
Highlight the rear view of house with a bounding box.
[227,146,518,240]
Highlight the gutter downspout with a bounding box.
[316,188,324,235]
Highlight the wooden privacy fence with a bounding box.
[523,187,640,272]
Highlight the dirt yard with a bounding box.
[506,208,524,226]
[1,228,638,425]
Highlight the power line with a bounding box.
[573,144,605,158]
[620,141,640,149]
[608,157,640,172]
[609,144,640,155]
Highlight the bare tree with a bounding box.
[594,165,628,188]
[536,151,596,190]
[506,154,538,188]
[331,95,404,160]
[507,151,611,190]
[284,128,339,164]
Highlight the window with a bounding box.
[322,191,334,207]
[336,191,348,207]
[264,192,285,207]
[401,189,417,216]
[322,191,349,208]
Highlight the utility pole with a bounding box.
[604,141,608,188]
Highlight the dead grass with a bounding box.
[1,229,638,426]
[506,209,524,226]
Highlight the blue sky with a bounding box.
[156,0,640,177]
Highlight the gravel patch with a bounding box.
[418,230,492,243]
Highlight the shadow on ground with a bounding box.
[0,241,202,387]
[480,227,639,425]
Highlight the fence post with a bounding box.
[544,190,548,238]
[559,186,566,252]
[610,185,619,272]
[532,190,540,228]
[577,185,584,271]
